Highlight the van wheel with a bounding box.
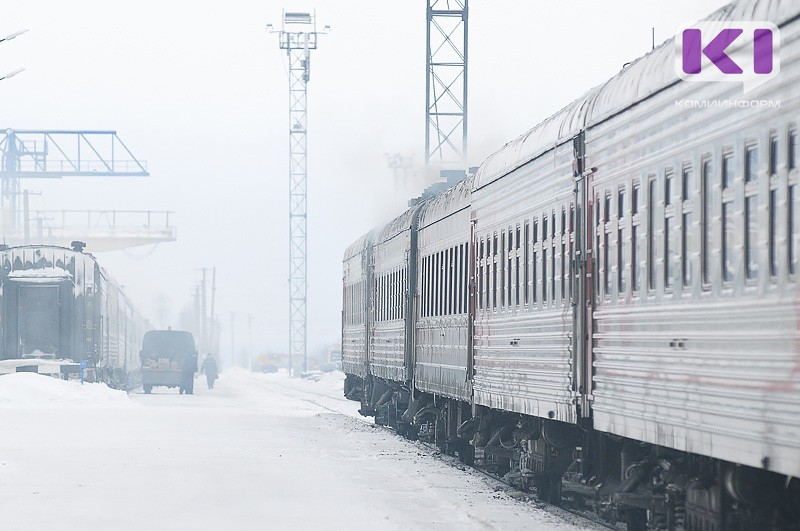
[144,385,152,394]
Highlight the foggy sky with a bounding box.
[1,0,728,358]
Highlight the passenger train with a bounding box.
[0,243,150,389]
[342,1,800,529]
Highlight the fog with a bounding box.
[1,0,727,358]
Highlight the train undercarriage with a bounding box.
[344,374,800,530]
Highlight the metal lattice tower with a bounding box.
[268,12,327,375]
[426,0,468,167]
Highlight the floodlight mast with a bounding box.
[267,11,328,376]
[425,1,468,169]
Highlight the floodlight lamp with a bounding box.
[284,12,312,25]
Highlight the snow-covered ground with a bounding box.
[0,369,602,530]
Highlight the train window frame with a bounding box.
[523,221,530,306]
[745,143,759,183]
[769,133,779,177]
[603,191,612,296]
[744,142,759,283]
[515,224,521,308]
[560,208,566,301]
[551,211,557,302]
[492,232,498,311]
[617,187,626,297]
[542,214,548,304]
[532,220,538,305]
[631,181,641,294]
[789,126,798,277]
[700,156,712,289]
[508,226,514,308]
[681,164,693,289]
[647,176,657,292]
[721,149,735,284]
[500,231,506,308]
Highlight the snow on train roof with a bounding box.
[374,202,425,246]
[419,174,474,229]
[343,230,375,261]
[474,0,796,190]
[8,266,72,281]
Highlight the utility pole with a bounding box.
[267,12,328,377]
[247,314,253,372]
[230,312,235,369]
[210,267,216,360]
[200,267,208,354]
[425,0,468,169]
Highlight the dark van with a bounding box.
[140,329,197,394]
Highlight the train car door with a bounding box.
[18,284,60,358]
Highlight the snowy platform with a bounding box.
[0,357,81,376]
[0,369,602,530]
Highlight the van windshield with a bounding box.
[141,330,195,361]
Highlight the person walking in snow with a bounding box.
[201,354,219,390]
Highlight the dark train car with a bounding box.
[0,243,150,389]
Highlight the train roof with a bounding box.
[473,0,797,191]
[374,202,426,247]
[343,230,375,261]
[418,174,474,230]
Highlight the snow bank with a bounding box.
[0,372,135,408]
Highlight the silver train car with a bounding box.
[0,243,150,389]
[342,0,800,528]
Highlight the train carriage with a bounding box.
[342,0,800,527]
[586,0,800,482]
[370,205,423,384]
[415,176,473,402]
[0,244,150,389]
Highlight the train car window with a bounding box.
[569,205,575,297]
[769,190,777,278]
[745,197,758,280]
[631,184,641,294]
[542,214,548,303]
[701,159,712,286]
[722,203,734,282]
[524,222,530,305]
[745,145,759,183]
[421,257,426,317]
[617,190,626,296]
[664,170,675,289]
[790,184,797,275]
[665,218,673,289]
[682,166,693,287]
[515,226,520,307]
[561,209,566,301]
[721,151,735,283]
[648,177,656,290]
[449,247,455,315]
[722,152,733,189]
[500,232,506,308]
[790,129,797,170]
[532,220,538,304]
[682,166,693,201]
[492,234,498,310]
[487,236,493,311]
[551,212,556,301]
[461,243,467,314]
[508,228,513,307]
[603,193,611,295]
[665,172,673,206]
[769,135,779,176]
